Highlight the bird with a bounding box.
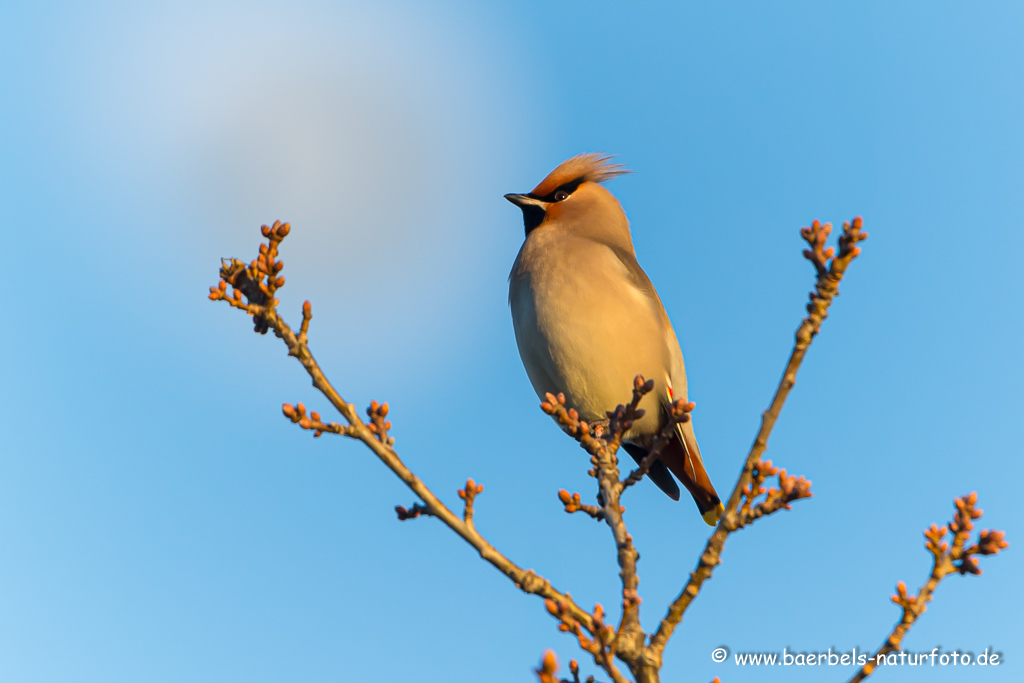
[505,153,724,526]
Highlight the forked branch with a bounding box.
[848,493,1008,682]
[211,216,1006,683]
[209,221,596,634]
[649,218,866,655]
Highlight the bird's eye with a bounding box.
[554,190,569,202]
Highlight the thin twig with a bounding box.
[558,489,607,521]
[210,221,597,633]
[458,478,484,530]
[619,400,693,494]
[848,493,1008,682]
[648,218,867,656]
[541,381,677,680]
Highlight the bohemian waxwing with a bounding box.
[506,153,724,526]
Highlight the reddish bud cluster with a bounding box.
[366,400,395,446]
[282,402,347,438]
[458,478,485,501]
[862,492,1008,680]
[736,459,812,526]
[634,374,655,394]
[282,402,307,423]
[620,390,695,494]
[838,216,867,259]
[775,468,813,504]
[541,393,590,439]
[891,581,921,611]
[557,489,584,512]
[535,650,559,683]
[937,492,1009,576]
[950,492,983,535]
[209,221,293,334]
[544,599,615,660]
[534,651,590,683]
[254,220,290,303]
[797,217,868,343]
[976,529,1009,556]
[800,217,867,274]
[208,259,261,315]
[601,376,655,450]
[667,399,695,422]
[456,478,485,526]
[540,375,665,482]
[296,299,312,343]
[556,490,620,520]
[801,219,835,277]
[924,523,948,556]
[740,459,778,511]
[559,490,599,519]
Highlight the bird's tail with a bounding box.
[661,421,724,526]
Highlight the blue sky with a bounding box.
[2,1,1021,682]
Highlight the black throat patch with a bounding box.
[521,204,546,235]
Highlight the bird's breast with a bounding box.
[509,232,675,435]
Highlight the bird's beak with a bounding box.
[504,193,544,209]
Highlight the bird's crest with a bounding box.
[530,153,630,197]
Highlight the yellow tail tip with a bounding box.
[702,502,725,527]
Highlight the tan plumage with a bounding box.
[506,153,723,525]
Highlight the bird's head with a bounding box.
[505,153,632,241]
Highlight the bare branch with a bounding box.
[540,380,662,679]
[206,217,1002,683]
[209,221,597,634]
[544,601,631,683]
[649,218,866,655]
[848,493,1009,682]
